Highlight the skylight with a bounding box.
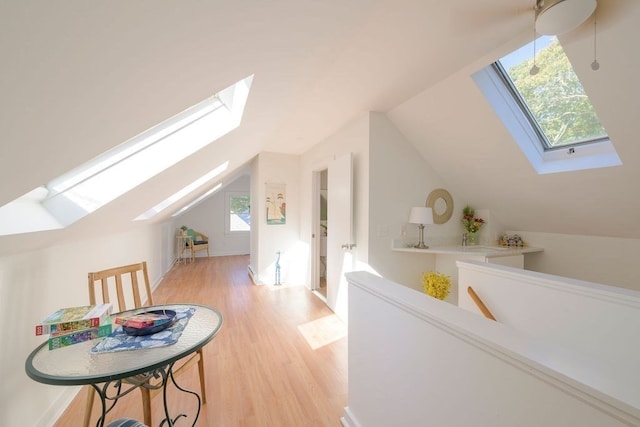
[496,36,607,150]
[171,184,223,218]
[0,75,253,236]
[472,37,621,174]
[134,161,229,221]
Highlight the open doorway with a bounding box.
[311,153,353,319]
[312,169,328,300]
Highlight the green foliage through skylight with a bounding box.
[496,36,607,149]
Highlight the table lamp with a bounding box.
[409,207,433,249]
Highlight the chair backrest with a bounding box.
[193,230,208,242]
[88,262,153,312]
[186,228,208,243]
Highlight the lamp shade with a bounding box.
[409,207,433,225]
[535,0,597,35]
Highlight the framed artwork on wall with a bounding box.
[266,183,286,225]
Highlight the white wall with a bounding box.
[509,231,640,293]
[368,112,461,292]
[297,112,470,299]
[249,152,301,285]
[172,174,251,257]
[457,260,640,388]
[0,224,165,427]
[344,270,640,427]
[298,113,371,293]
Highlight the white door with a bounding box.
[326,152,354,320]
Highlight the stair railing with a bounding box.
[467,286,496,321]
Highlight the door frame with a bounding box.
[310,169,322,292]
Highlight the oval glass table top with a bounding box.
[26,304,222,386]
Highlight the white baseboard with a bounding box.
[247,264,266,285]
[37,386,82,427]
[209,250,250,257]
[341,407,361,427]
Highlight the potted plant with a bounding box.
[462,205,485,245]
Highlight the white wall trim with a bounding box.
[457,259,640,308]
[340,406,362,427]
[35,386,82,427]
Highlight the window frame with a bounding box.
[491,61,609,152]
[472,58,621,174]
[225,191,250,234]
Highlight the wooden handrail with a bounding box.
[467,286,497,321]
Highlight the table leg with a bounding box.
[159,361,202,427]
[91,363,202,427]
[92,381,124,427]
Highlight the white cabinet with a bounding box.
[391,244,543,304]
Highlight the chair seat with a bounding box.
[193,241,208,245]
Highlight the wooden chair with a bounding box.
[83,261,207,427]
[185,229,210,261]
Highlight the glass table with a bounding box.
[25,304,223,427]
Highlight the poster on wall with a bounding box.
[266,183,286,225]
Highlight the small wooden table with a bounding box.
[176,235,193,263]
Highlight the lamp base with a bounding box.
[414,225,429,249]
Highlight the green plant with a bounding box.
[462,205,485,233]
[422,271,451,300]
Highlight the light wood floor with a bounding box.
[53,255,348,426]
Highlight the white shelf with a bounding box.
[392,243,543,259]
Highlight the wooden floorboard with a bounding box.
[53,255,348,426]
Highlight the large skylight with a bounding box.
[0,75,253,236]
[472,37,621,174]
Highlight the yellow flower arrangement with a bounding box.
[422,271,451,300]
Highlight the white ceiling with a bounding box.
[0,0,638,255]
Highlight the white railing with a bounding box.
[457,259,640,404]
[342,269,640,427]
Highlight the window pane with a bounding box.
[498,36,607,149]
[229,195,250,232]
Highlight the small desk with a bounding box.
[176,235,193,264]
[25,304,223,427]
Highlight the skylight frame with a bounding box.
[472,40,621,175]
[46,96,225,197]
[492,61,608,152]
[171,184,222,218]
[134,161,229,221]
[494,36,608,152]
[0,75,253,236]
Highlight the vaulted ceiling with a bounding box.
[1,0,638,255]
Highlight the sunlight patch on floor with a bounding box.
[297,314,347,350]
